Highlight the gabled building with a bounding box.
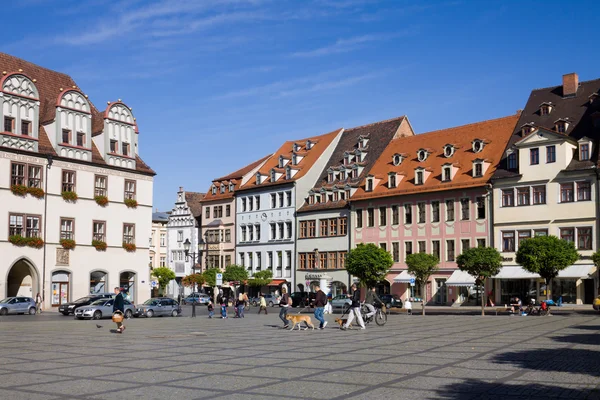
[150,210,169,269]
[491,73,600,305]
[199,155,270,271]
[0,53,155,307]
[350,114,519,304]
[295,116,414,295]
[166,188,204,297]
[236,128,344,293]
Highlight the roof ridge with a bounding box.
[417,113,520,136]
[345,115,406,131]
[213,154,272,181]
[185,191,206,196]
[0,52,74,82]
[289,128,343,145]
[529,76,600,93]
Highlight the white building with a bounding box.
[0,53,155,308]
[235,129,343,292]
[166,187,204,297]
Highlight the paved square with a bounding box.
[0,309,599,399]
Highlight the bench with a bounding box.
[495,307,512,315]
[392,308,412,315]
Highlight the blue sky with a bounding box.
[3,0,599,211]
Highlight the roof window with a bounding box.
[442,165,452,182]
[521,123,535,136]
[443,145,455,158]
[211,185,217,195]
[473,160,483,178]
[306,140,314,150]
[392,153,403,166]
[417,149,428,162]
[540,103,553,115]
[472,139,484,153]
[388,172,397,189]
[366,176,374,192]
[270,169,277,182]
[555,119,569,133]
[229,182,235,192]
[220,184,225,194]
[415,170,424,185]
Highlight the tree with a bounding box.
[223,264,249,298]
[346,243,394,289]
[456,246,502,316]
[203,268,219,303]
[515,236,579,301]
[151,267,176,296]
[248,269,273,290]
[406,253,439,315]
[181,273,206,289]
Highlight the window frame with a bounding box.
[577,181,591,201]
[356,209,363,228]
[560,182,574,203]
[517,186,530,206]
[122,223,135,244]
[124,180,136,201]
[94,175,108,197]
[367,208,375,227]
[446,239,455,262]
[502,231,515,252]
[4,116,15,133]
[59,217,75,240]
[577,227,592,250]
[445,199,455,222]
[379,207,387,226]
[530,148,539,165]
[61,129,72,145]
[404,204,412,225]
[501,189,514,207]
[9,213,42,238]
[546,145,556,163]
[460,198,470,221]
[61,169,76,193]
[532,185,546,205]
[93,220,106,242]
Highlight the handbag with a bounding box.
[112,311,124,323]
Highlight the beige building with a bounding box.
[150,211,169,270]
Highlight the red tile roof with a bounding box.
[202,155,272,202]
[352,114,520,200]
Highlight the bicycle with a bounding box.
[522,300,551,316]
[361,303,387,326]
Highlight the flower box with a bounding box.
[10,184,28,196]
[92,240,107,251]
[27,187,45,199]
[9,235,44,248]
[61,191,78,202]
[60,239,76,250]
[122,242,136,252]
[94,195,109,207]
[124,198,138,209]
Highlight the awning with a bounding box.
[268,279,288,287]
[393,271,415,283]
[558,265,596,278]
[495,265,596,279]
[446,270,476,287]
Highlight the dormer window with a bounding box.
[473,161,483,178]
[358,136,369,149]
[388,172,397,189]
[366,176,374,192]
[521,124,535,136]
[256,173,262,185]
[309,195,315,204]
[507,152,518,171]
[229,183,235,192]
[415,170,424,185]
[270,169,277,182]
[392,153,403,166]
[540,103,553,115]
[589,93,599,104]
[442,166,452,182]
[555,119,569,133]
[285,166,292,180]
[220,184,225,194]
[306,140,313,150]
[292,154,298,165]
[443,145,455,158]
[211,185,217,195]
[417,149,428,162]
[472,139,484,153]
[293,143,301,152]
[580,143,590,161]
[328,171,334,182]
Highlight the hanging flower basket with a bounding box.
[27,237,44,249]
[27,187,45,199]
[124,198,138,208]
[94,195,109,207]
[92,240,107,251]
[60,239,76,250]
[10,184,28,196]
[8,235,28,246]
[122,242,137,252]
[62,191,78,202]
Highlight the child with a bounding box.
[258,293,267,315]
[207,300,214,318]
[220,295,228,319]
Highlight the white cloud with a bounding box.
[290,32,407,57]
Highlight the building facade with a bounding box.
[491,73,600,305]
[295,116,414,296]
[235,129,343,292]
[0,53,155,308]
[351,114,519,304]
[150,211,169,268]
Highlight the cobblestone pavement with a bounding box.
[0,308,599,399]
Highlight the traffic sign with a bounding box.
[150,280,158,288]
[409,278,415,287]
[216,273,223,286]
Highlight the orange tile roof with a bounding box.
[239,128,343,191]
[202,154,272,202]
[352,114,520,200]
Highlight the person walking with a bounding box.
[342,283,365,330]
[279,287,291,328]
[35,292,42,314]
[220,294,228,319]
[113,287,126,333]
[258,293,268,314]
[207,300,214,318]
[364,287,382,320]
[313,285,328,329]
[237,292,245,318]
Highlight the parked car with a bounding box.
[0,297,37,315]
[379,294,403,309]
[74,298,136,320]
[290,291,316,308]
[135,298,181,318]
[58,293,114,315]
[251,294,281,307]
[330,294,351,311]
[182,294,210,305]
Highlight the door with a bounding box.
[436,279,447,305]
[584,279,595,304]
[17,297,29,313]
[104,299,114,315]
[8,298,19,314]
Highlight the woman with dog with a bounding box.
[279,287,291,328]
[341,283,365,330]
[313,284,328,329]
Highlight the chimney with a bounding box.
[562,73,579,97]
[179,186,183,192]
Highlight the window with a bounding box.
[160,233,166,246]
[27,165,42,188]
[392,242,400,262]
[255,196,261,210]
[225,229,231,242]
[9,214,23,236]
[518,230,531,244]
[239,253,245,267]
[577,181,591,201]
[391,205,399,225]
[580,144,590,161]
[299,253,306,269]
[94,175,107,197]
[445,200,454,222]
[477,238,486,248]
[308,220,316,237]
[560,183,574,203]
[93,221,105,241]
[338,251,347,269]
[248,225,254,241]
[366,178,373,192]
[476,197,485,219]
[379,207,387,226]
[62,170,76,192]
[442,166,451,182]
[367,208,374,227]
[432,240,440,260]
[62,129,71,144]
[502,189,514,207]
[474,162,483,178]
[110,140,117,153]
[417,202,426,223]
[10,163,25,185]
[214,206,223,218]
[546,145,556,163]
[160,257,166,267]
[255,225,261,241]
[560,228,574,243]
[286,191,292,207]
[460,198,470,220]
[225,255,232,267]
[389,173,396,188]
[461,239,470,253]
[177,231,183,242]
[299,221,308,238]
[577,227,592,250]
[380,243,387,252]
[530,148,539,165]
[531,186,546,205]
[320,220,328,237]
[241,198,247,212]
[286,222,292,238]
[21,120,31,136]
[415,170,423,185]
[502,231,515,252]
[58,218,74,240]
[329,219,338,236]
[277,251,283,270]
[205,207,210,219]
[306,253,314,269]
[404,204,412,225]
[278,192,284,208]
[392,154,402,166]
[534,229,548,237]
[248,197,253,211]
[418,241,426,253]
[508,153,517,170]
[270,223,276,240]
[517,187,530,206]
[446,240,455,261]
[241,226,247,242]
[267,252,273,269]
[226,205,231,217]
[328,252,337,269]
[123,224,135,244]
[472,140,484,153]
[431,201,440,223]
[405,242,413,259]
[4,116,14,132]
[270,193,276,208]
[339,218,347,235]
[356,209,363,228]
[444,145,454,157]
[124,180,136,200]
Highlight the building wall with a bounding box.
[150,221,167,269]
[200,197,236,269]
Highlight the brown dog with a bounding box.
[285,314,315,331]
[335,317,353,329]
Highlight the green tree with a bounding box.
[181,273,206,290]
[456,246,502,316]
[248,269,273,290]
[223,264,249,298]
[406,253,439,315]
[345,243,394,288]
[151,267,176,296]
[515,235,579,301]
[591,250,600,270]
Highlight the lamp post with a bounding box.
[184,237,205,318]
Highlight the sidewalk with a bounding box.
[388,304,595,315]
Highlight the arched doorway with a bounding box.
[6,258,39,298]
[120,271,136,303]
[330,281,347,297]
[90,271,108,294]
[51,271,70,306]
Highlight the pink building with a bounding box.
[350,114,519,305]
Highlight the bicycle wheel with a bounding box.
[375,310,387,326]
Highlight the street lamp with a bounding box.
[184,237,205,317]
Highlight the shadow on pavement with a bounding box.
[572,325,600,331]
[493,348,600,377]
[552,333,600,345]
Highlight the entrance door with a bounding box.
[51,271,70,306]
[584,279,595,304]
[436,279,447,304]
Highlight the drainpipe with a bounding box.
[347,201,352,291]
[485,183,494,305]
[595,169,600,297]
[42,155,53,307]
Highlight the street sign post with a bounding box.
[216,273,223,286]
[410,278,415,287]
[151,280,158,288]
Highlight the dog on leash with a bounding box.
[285,314,315,331]
[334,317,353,329]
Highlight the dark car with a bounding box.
[379,294,402,309]
[58,293,114,315]
[290,292,316,308]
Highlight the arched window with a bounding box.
[1,74,40,140]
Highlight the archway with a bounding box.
[90,271,108,294]
[120,271,136,303]
[6,258,39,298]
[330,281,347,297]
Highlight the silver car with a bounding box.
[74,298,135,320]
[331,294,352,311]
[135,298,181,318]
[0,297,37,315]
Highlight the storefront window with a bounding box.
[90,271,107,294]
[552,279,577,304]
[500,279,537,304]
[51,271,70,306]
